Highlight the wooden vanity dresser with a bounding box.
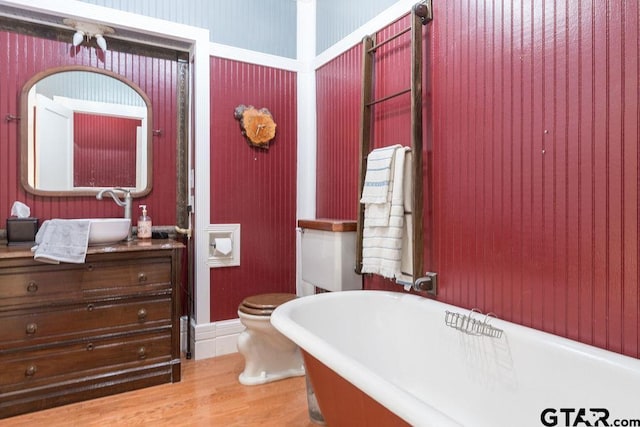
[0,239,183,418]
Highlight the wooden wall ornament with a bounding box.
[234,105,277,149]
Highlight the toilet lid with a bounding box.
[238,293,297,316]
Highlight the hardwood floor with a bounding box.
[4,353,318,427]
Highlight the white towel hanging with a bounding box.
[361,146,410,279]
[360,144,403,204]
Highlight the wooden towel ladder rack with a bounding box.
[355,0,435,295]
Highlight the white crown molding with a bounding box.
[209,42,301,72]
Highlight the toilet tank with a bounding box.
[298,219,362,292]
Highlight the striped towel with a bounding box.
[360,144,403,204]
[361,146,410,279]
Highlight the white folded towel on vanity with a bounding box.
[31,219,91,264]
[361,146,410,279]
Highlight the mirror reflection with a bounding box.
[21,66,152,197]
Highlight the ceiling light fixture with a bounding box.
[63,18,114,52]
[72,30,84,47]
[95,34,107,51]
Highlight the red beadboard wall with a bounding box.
[74,114,139,187]
[209,57,298,321]
[315,15,422,219]
[316,2,640,358]
[315,44,362,219]
[0,31,178,226]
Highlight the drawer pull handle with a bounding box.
[25,365,37,377]
[26,281,38,293]
[137,346,147,359]
[137,308,148,321]
[25,323,38,335]
[87,343,94,351]
[86,264,94,271]
[87,304,95,312]
[138,273,147,282]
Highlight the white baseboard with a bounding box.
[181,316,244,360]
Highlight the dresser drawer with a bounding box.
[0,331,172,390]
[80,258,172,296]
[1,297,172,350]
[0,265,85,307]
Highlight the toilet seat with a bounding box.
[238,293,297,316]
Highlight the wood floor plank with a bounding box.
[3,353,318,426]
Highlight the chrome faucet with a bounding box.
[96,188,133,241]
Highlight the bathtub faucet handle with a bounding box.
[413,272,438,295]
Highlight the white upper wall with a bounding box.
[77,0,298,59]
[315,0,397,54]
[75,0,418,60]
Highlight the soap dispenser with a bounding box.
[138,205,152,239]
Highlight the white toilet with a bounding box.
[237,220,360,386]
[237,293,305,385]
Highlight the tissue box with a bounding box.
[6,218,39,246]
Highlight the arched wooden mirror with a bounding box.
[20,65,152,197]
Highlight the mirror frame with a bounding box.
[20,65,153,197]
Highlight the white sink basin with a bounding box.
[87,218,131,245]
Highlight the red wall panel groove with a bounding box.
[316,1,640,359]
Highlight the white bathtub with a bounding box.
[271,290,640,427]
